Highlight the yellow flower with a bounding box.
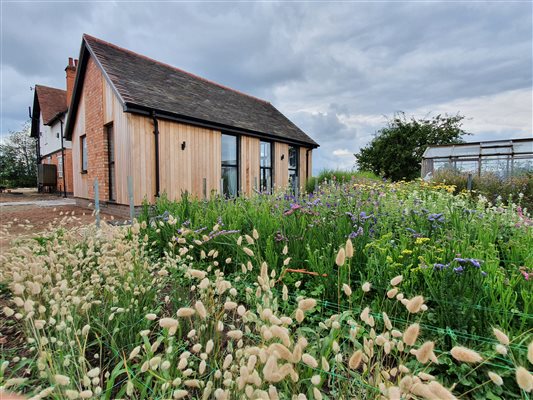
[414,237,430,245]
[401,249,413,255]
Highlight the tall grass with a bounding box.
[305,169,380,193]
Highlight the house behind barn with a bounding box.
[30,60,77,195]
[64,34,318,212]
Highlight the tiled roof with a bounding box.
[35,85,67,125]
[81,34,318,147]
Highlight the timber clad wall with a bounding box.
[158,120,221,202]
[103,76,133,204]
[274,142,289,188]
[240,136,260,196]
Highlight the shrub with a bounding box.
[433,170,533,210]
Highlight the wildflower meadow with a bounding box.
[1,178,532,399]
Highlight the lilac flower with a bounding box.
[453,266,464,274]
[428,213,445,223]
[469,259,481,268]
[348,226,364,238]
[283,203,302,216]
[208,229,240,240]
[360,211,371,220]
[433,263,450,271]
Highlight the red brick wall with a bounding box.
[83,57,110,200]
[41,149,73,194]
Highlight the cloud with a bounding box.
[1,2,531,174]
[332,149,353,157]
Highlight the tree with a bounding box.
[355,112,469,181]
[0,120,37,187]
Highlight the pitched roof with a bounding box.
[65,34,318,147]
[35,85,67,125]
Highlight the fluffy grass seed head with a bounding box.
[345,239,354,258]
[516,367,532,392]
[348,350,363,369]
[528,340,533,365]
[302,354,318,368]
[492,328,509,346]
[450,346,483,364]
[335,247,345,266]
[406,295,425,313]
[54,374,71,386]
[298,298,317,312]
[342,284,352,296]
[390,275,403,286]
[177,307,196,318]
[488,371,503,386]
[403,323,420,346]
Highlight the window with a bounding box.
[221,134,238,197]
[58,155,63,178]
[107,124,116,201]
[81,135,88,172]
[288,146,299,191]
[260,141,272,193]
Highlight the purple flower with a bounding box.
[348,226,364,238]
[428,213,445,223]
[469,259,481,268]
[481,271,487,277]
[208,229,240,240]
[433,263,449,271]
[453,266,464,274]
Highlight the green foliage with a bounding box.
[355,112,469,181]
[305,169,380,192]
[0,121,37,188]
[434,169,533,211]
[139,180,532,343]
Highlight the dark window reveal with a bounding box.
[107,124,116,201]
[221,134,238,197]
[260,141,272,193]
[81,135,88,172]
[288,146,299,191]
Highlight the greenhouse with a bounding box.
[421,138,533,179]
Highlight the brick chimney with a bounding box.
[65,57,78,107]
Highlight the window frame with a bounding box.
[288,145,299,191]
[259,140,273,193]
[221,133,240,197]
[106,123,116,202]
[80,135,88,173]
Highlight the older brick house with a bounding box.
[64,34,318,210]
[30,59,77,195]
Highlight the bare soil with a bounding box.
[0,190,125,250]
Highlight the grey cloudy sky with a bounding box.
[1,1,532,172]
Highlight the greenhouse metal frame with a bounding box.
[421,138,533,179]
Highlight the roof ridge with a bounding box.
[82,33,271,105]
[35,84,66,93]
